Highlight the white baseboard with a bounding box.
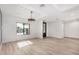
[64,37,79,39]
[2,37,42,44]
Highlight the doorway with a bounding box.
[43,22,47,38]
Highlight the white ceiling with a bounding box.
[0,4,79,22]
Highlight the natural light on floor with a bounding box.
[17,41,33,48]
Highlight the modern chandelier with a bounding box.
[28,11,35,21]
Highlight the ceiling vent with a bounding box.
[40,4,45,7]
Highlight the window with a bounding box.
[23,23,30,35]
[17,23,23,35]
[17,23,30,35]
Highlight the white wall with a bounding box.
[47,21,64,38]
[64,20,79,38]
[0,9,1,42]
[29,19,43,38]
[2,13,43,43]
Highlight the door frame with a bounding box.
[43,22,47,38]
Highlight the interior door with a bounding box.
[43,22,46,37]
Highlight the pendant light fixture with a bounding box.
[28,11,35,21]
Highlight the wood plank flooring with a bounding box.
[0,37,79,55]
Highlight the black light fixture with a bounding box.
[28,11,35,21]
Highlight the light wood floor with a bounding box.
[0,37,79,55]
